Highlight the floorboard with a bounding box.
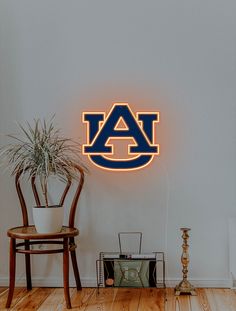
[66,288,95,311]
[138,288,164,311]
[111,288,141,311]
[12,288,54,310]
[1,287,236,310]
[0,288,27,310]
[85,288,117,311]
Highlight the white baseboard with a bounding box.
[0,276,96,288]
[0,276,231,288]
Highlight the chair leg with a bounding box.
[63,238,71,309]
[6,238,16,308]
[70,238,82,290]
[25,240,32,290]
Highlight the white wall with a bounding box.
[0,0,236,287]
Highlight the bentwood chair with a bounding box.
[6,164,84,309]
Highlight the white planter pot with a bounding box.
[32,205,64,233]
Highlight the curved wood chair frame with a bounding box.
[6,164,84,309]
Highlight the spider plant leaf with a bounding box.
[0,116,88,205]
[17,123,34,144]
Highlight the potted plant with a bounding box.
[0,117,86,233]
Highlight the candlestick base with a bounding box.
[175,280,197,296]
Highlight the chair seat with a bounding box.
[7,225,79,240]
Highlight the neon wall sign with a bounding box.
[82,103,159,171]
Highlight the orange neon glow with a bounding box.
[87,154,155,172]
[82,103,160,171]
[114,116,129,131]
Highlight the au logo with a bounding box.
[82,103,159,171]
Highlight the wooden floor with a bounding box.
[1,287,236,310]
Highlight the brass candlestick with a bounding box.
[175,228,196,296]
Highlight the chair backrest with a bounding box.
[15,164,84,228]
